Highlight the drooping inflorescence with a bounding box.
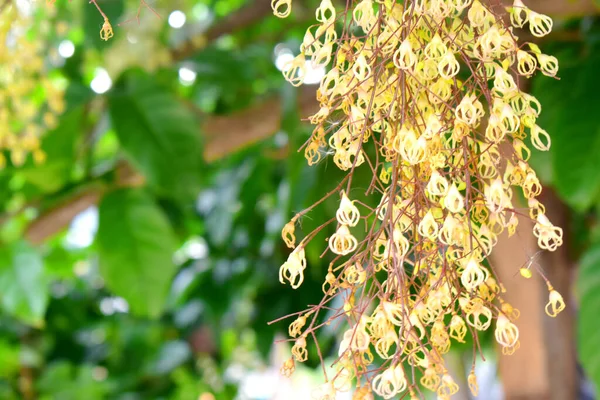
[0,5,65,167]
[274,0,564,398]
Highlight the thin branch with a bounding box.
[119,0,161,26]
[170,0,274,61]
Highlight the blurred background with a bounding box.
[0,0,600,399]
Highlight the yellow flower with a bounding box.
[336,191,360,226]
[292,335,308,361]
[398,129,427,165]
[418,210,439,240]
[455,94,484,127]
[338,319,370,355]
[426,170,449,199]
[372,364,407,399]
[438,53,460,79]
[464,299,492,331]
[533,214,563,251]
[517,50,537,76]
[528,11,553,37]
[328,224,358,255]
[420,367,440,391]
[374,329,397,360]
[437,374,459,398]
[279,247,307,289]
[272,0,292,18]
[282,54,306,87]
[281,219,296,248]
[322,269,337,294]
[353,0,375,30]
[495,313,520,348]
[509,0,529,28]
[461,259,488,292]
[443,184,465,214]
[393,39,417,70]
[288,313,308,337]
[280,357,295,377]
[545,288,566,317]
[316,0,336,24]
[100,18,114,41]
[468,370,479,397]
[424,34,448,60]
[537,53,559,77]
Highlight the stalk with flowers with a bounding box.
[274,0,565,398]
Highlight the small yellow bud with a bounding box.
[291,336,308,361]
[468,370,479,397]
[281,219,296,248]
[288,314,308,337]
[520,268,532,279]
[280,357,295,377]
[100,18,113,41]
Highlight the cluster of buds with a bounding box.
[275,0,565,398]
[0,5,65,167]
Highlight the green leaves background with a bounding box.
[2,1,600,398]
[530,41,600,393]
[97,189,178,318]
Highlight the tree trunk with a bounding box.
[491,188,577,400]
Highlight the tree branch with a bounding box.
[20,0,293,244]
[24,87,319,244]
[205,86,319,161]
[524,0,597,17]
[170,0,273,62]
[26,188,103,245]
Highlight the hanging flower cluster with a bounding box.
[0,4,65,167]
[275,0,565,398]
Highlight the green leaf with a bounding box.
[193,47,253,89]
[109,70,204,202]
[96,188,179,318]
[577,241,600,391]
[532,45,600,211]
[19,106,85,193]
[37,362,109,400]
[147,340,191,376]
[0,339,21,378]
[0,242,48,327]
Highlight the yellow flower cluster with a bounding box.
[275,0,566,398]
[0,5,65,167]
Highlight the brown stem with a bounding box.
[170,0,274,62]
[538,187,577,400]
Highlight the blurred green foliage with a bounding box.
[1,0,600,399]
